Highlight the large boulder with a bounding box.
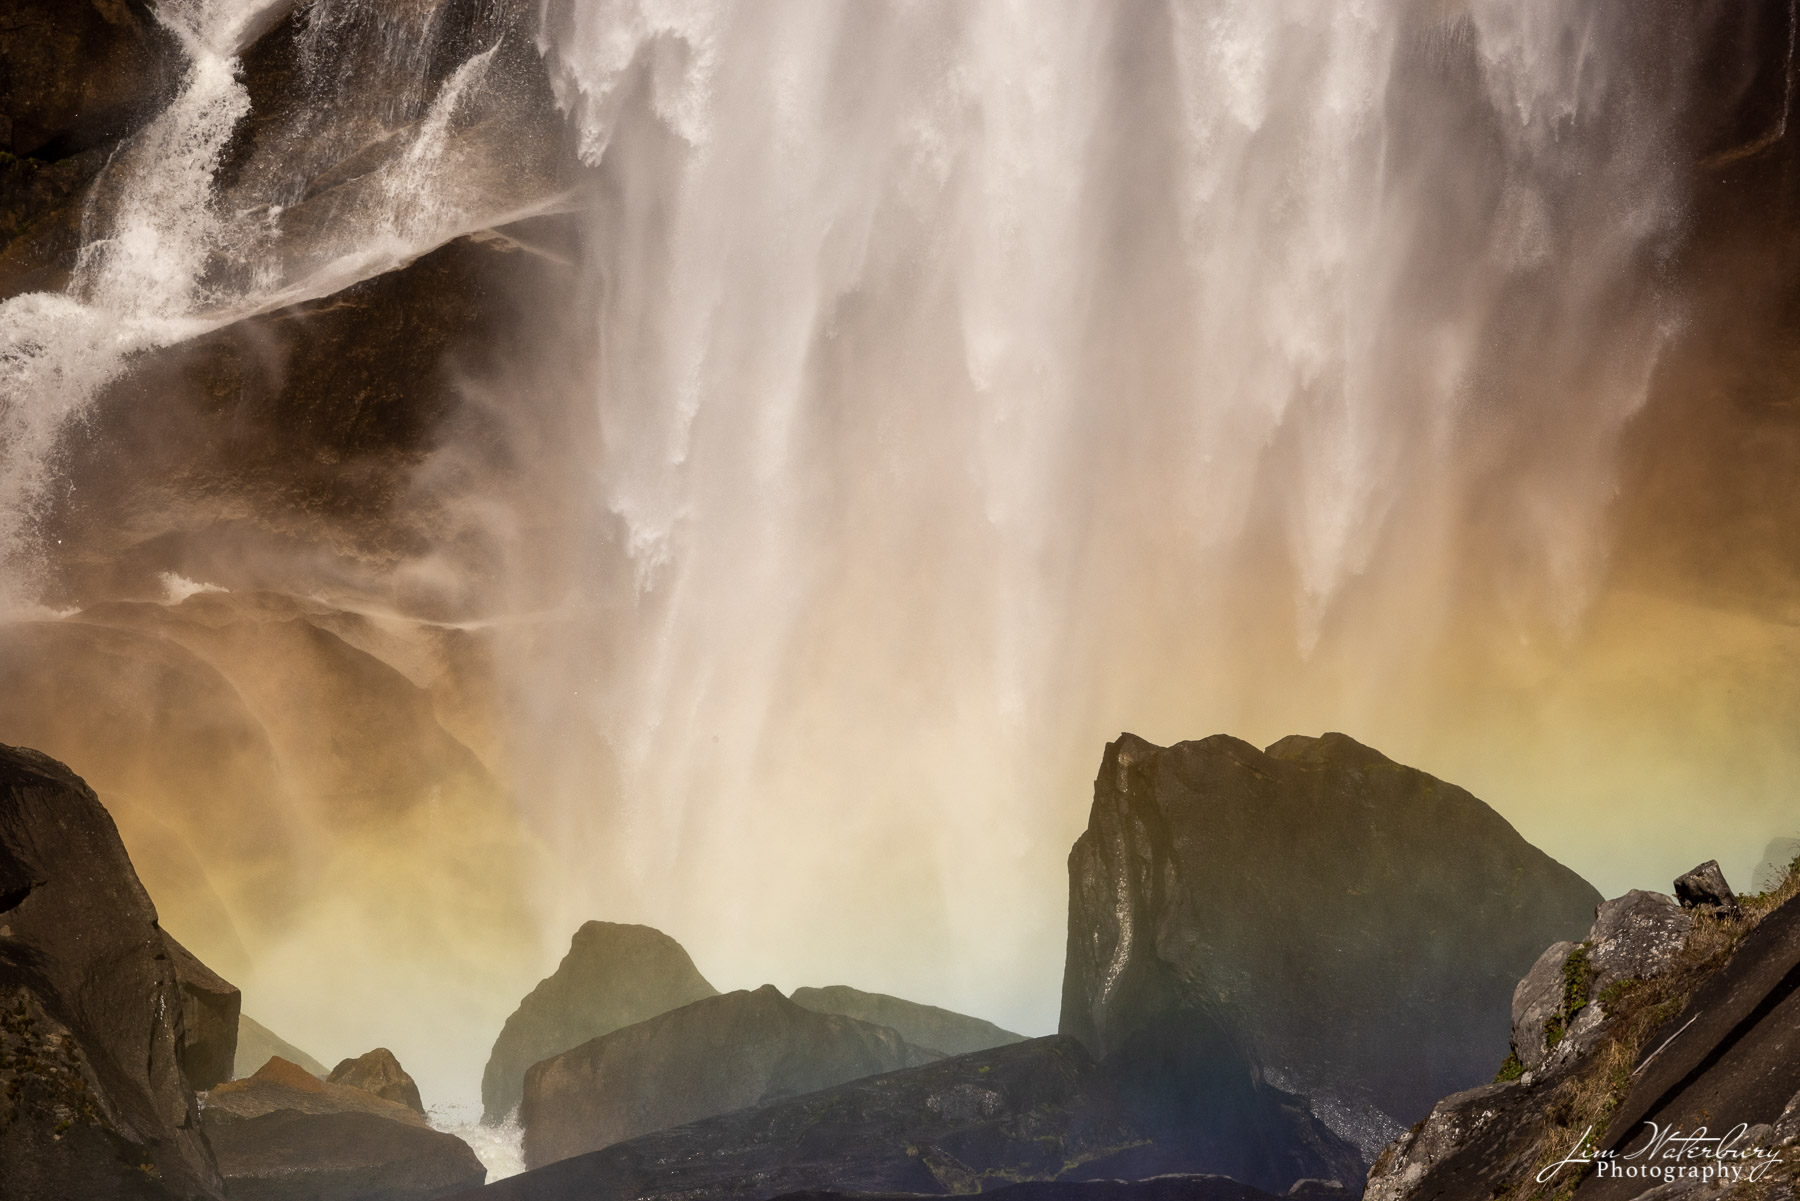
[1510,891,1693,1073]
[331,1048,426,1115]
[236,1014,328,1079]
[481,921,719,1121]
[788,985,1026,1056]
[1060,733,1601,1153]
[0,743,225,1199]
[163,930,241,1092]
[457,1036,1360,1201]
[520,984,935,1167]
[202,1057,485,1201]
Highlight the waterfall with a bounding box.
[491,0,1685,1027]
[0,0,1739,1064]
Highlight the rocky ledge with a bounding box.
[1367,859,1800,1201]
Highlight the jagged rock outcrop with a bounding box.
[163,930,241,1092]
[788,985,1025,1056]
[1511,891,1693,1072]
[1060,732,1601,1153]
[0,743,225,1199]
[521,984,935,1167]
[236,1014,328,1079]
[331,1048,426,1115]
[202,1057,484,1201]
[482,921,719,1121]
[1367,869,1800,1201]
[453,1036,1361,1201]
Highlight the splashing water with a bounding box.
[1,0,1752,1073]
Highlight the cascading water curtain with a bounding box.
[492,0,1686,1027]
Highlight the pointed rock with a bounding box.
[481,921,718,1121]
[330,1047,426,1115]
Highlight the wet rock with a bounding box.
[0,0,177,159]
[521,984,936,1167]
[163,930,241,1092]
[0,0,180,297]
[453,1036,1356,1201]
[0,742,225,1199]
[788,985,1025,1056]
[236,1014,327,1080]
[1061,732,1600,1152]
[1674,860,1739,914]
[331,1048,426,1115]
[482,921,719,1121]
[202,1057,485,1201]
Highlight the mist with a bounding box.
[1,0,1797,1109]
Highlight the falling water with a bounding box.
[488,0,1687,1029]
[5,0,1775,1097]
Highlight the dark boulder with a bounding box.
[481,921,719,1121]
[788,985,1025,1056]
[1675,860,1740,915]
[456,1036,1360,1201]
[236,1014,327,1080]
[331,1048,426,1115]
[0,742,224,1199]
[520,984,934,1167]
[163,931,240,1092]
[1061,732,1601,1152]
[202,1057,484,1201]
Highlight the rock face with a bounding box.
[203,1057,485,1201]
[1365,877,1800,1201]
[331,1048,427,1115]
[1060,732,1602,1151]
[482,921,720,1121]
[521,984,934,1167]
[237,1014,328,1079]
[1510,892,1694,1073]
[788,985,1026,1056]
[0,743,225,1199]
[163,931,241,1092]
[1675,859,1739,914]
[1578,889,1800,1201]
[0,0,180,298]
[453,1036,1360,1201]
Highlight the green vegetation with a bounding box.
[1496,857,1800,1201]
[1494,1051,1524,1083]
[1542,943,1594,1049]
